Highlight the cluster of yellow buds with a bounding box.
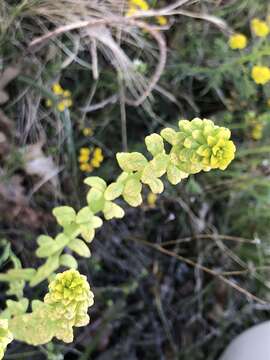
[46,83,73,112]
[126,0,168,26]
[44,269,94,343]
[79,147,104,172]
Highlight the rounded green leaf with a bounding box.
[86,188,105,213]
[91,216,103,229]
[150,153,169,177]
[59,254,78,269]
[122,192,142,207]
[30,255,60,287]
[68,239,91,258]
[52,206,76,227]
[84,176,107,192]
[116,152,148,172]
[80,225,95,243]
[167,164,188,185]
[145,133,164,156]
[36,234,70,258]
[160,128,178,145]
[104,182,124,201]
[103,201,125,220]
[76,207,93,224]
[147,178,164,194]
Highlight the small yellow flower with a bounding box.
[126,6,137,17]
[156,16,168,26]
[47,83,72,112]
[62,98,73,108]
[130,0,149,11]
[251,18,269,37]
[251,65,270,85]
[83,127,93,136]
[63,90,71,98]
[80,148,91,156]
[147,192,157,208]
[228,33,247,49]
[251,123,263,140]
[52,83,64,95]
[78,154,89,163]
[91,158,101,168]
[46,99,53,107]
[57,101,66,112]
[80,163,93,172]
[91,147,104,168]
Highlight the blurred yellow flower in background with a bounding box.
[46,83,73,112]
[251,123,263,140]
[156,16,168,26]
[251,18,269,37]
[251,66,270,84]
[147,192,157,208]
[229,33,247,49]
[78,147,104,172]
[126,0,168,26]
[83,127,93,136]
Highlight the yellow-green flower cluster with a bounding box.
[126,0,168,26]
[44,269,94,343]
[79,147,104,172]
[163,118,236,174]
[0,319,13,360]
[46,83,73,112]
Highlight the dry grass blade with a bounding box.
[128,236,268,305]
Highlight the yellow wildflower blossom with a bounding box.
[46,99,53,107]
[147,192,157,208]
[156,16,168,26]
[52,83,64,95]
[91,147,104,168]
[57,101,66,112]
[130,0,149,11]
[228,33,247,49]
[251,123,263,140]
[83,127,93,136]
[251,66,270,85]
[80,163,93,172]
[63,90,71,98]
[80,148,91,156]
[79,154,89,163]
[251,18,269,37]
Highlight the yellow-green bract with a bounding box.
[0,320,13,360]
[7,270,94,347]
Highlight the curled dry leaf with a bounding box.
[22,142,60,189]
